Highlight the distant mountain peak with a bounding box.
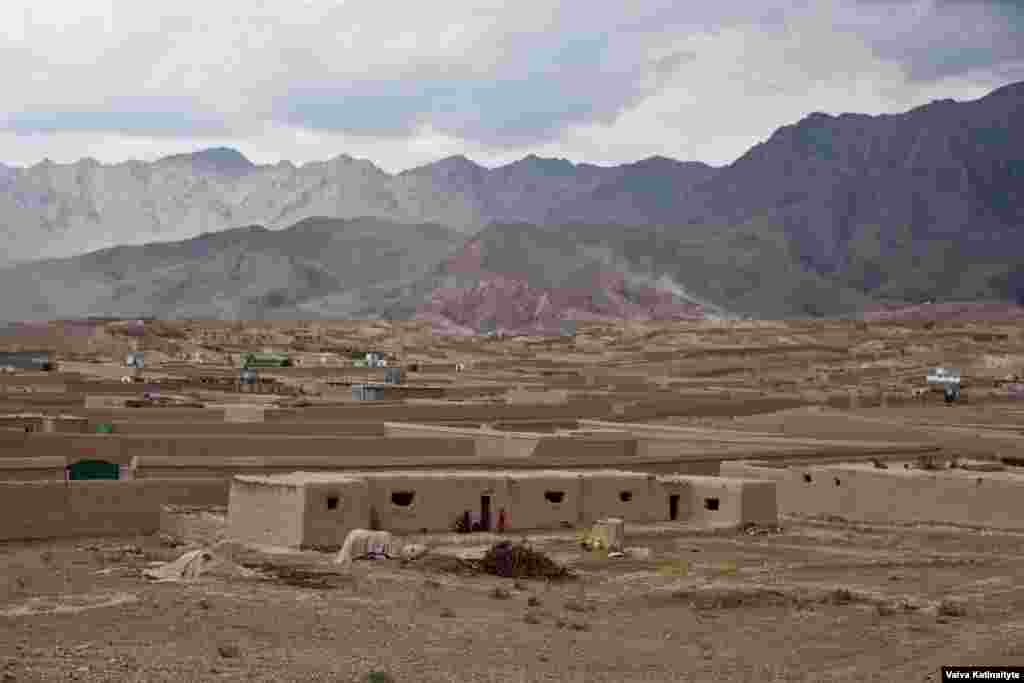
[158,147,255,173]
[500,154,576,175]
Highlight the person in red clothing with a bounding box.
[497,508,507,534]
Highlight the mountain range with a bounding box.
[0,80,1022,327]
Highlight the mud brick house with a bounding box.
[227,469,778,548]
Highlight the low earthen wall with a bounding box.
[721,460,1024,529]
[0,478,233,541]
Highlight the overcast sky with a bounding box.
[0,0,1021,173]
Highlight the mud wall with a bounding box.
[108,421,388,436]
[503,474,583,529]
[0,480,214,541]
[362,473,512,534]
[721,461,1024,529]
[658,475,778,527]
[579,472,663,524]
[301,479,370,548]
[227,479,307,548]
[0,456,67,481]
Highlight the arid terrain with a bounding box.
[1,316,1023,682]
[2,514,1024,682]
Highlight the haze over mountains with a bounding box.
[1,80,1022,327]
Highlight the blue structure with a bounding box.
[0,351,54,371]
[352,384,387,401]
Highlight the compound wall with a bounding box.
[227,478,308,548]
[722,460,1024,530]
[0,478,233,541]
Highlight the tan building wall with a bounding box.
[0,456,66,481]
[227,478,308,548]
[658,475,778,527]
[721,460,1024,530]
[302,479,371,548]
[579,472,664,525]
[361,472,512,534]
[223,405,266,423]
[108,421,388,436]
[500,473,582,529]
[0,480,163,541]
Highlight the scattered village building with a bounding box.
[124,351,146,368]
[227,469,778,549]
[0,351,55,372]
[241,352,293,368]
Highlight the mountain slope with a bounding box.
[683,80,1024,304]
[0,80,1021,319]
[0,149,719,263]
[0,217,463,321]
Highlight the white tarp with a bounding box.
[334,530,398,566]
[143,549,255,582]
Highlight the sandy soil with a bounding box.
[2,513,1023,682]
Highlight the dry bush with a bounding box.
[478,542,573,581]
[938,600,967,618]
[489,586,511,600]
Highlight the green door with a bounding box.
[68,460,120,480]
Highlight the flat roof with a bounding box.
[814,462,1024,482]
[235,469,654,486]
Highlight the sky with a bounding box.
[0,0,1021,173]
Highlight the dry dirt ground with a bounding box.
[2,513,1023,682]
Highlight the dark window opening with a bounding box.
[669,494,680,521]
[544,491,565,504]
[803,473,812,483]
[834,477,841,487]
[704,498,720,511]
[480,495,492,532]
[619,491,633,502]
[326,496,339,510]
[391,491,416,507]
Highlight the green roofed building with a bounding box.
[241,352,293,368]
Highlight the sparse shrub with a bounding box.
[568,621,590,632]
[439,607,456,618]
[938,600,967,618]
[489,586,511,600]
[527,596,542,607]
[523,611,542,625]
[217,644,241,659]
[513,580,527,591]
[479,542,572,580]
[555,618,567,629]
[825,588,856,605]
[366,672,395,683]
[564,599,587,613]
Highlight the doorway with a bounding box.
[668,494,680,521]
[480,495,492,532]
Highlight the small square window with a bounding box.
[326,496,339,510]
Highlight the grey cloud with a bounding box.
[0,0,1020,152]
[851,0,1024,82]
